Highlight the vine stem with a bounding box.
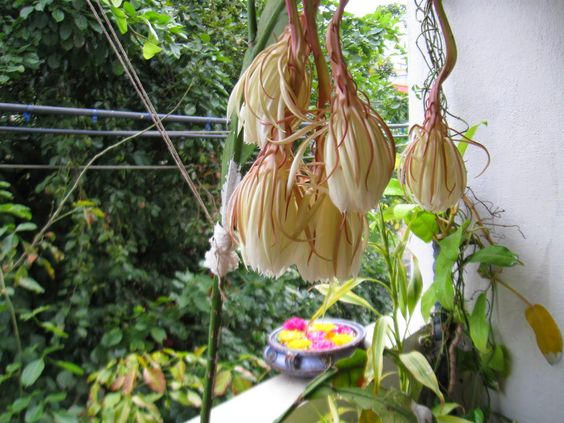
[493,277,533,307]
[0,269,23,394]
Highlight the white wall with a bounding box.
[408,1,564,421]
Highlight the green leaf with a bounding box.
[311,278,371,320]
[116,16,128,34]
[54,360,84,375]
[142,42,161,59]
[17,277,44,294]
[52,8,65,22]
[40,322,69,338]
[20,6,35,18]
[487,345,509,376]
[11,395,32,412]
[420,283,437,321]
[101,328,123,347]
[433,254,454,310]
[150,327,166,344]
[0,203,32,219]
[327,387,417,423]
[371,316,392,393]
[123,2,136,16]
[399,351,444,403]
[25,403,44,423]
[436,416,473,423]
[15,222,37,232]
[52,410,78,423]
[384,178,404,196]
[393,204,418,220]
[74,14,88,31]
[45,392,67,403]
[457,122,485,157]
[469,293,490,353]
[407,212,438,243]
[432,402,461,417]
[407,256,423,315]
[438,222,469,261]
[21,359,45,387]
[467,245,521,267]
[103,392,121,408]
[111,0,123,6]
[314,283,378,316]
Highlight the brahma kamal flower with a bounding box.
[400,0,487,212]
[226,7,311,148]
[296,190,367,282]
[401,116,467,213]
[227,144,303,277]
[323,0,395,213]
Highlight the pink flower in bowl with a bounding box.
[283,317,308,332]
[311,340,335,350]
[333,324,354,335]
[306,331,326,341]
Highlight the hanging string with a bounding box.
[86,0,214,225]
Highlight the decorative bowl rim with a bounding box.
[267,317,366,355]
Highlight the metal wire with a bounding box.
[0,164,179,170]
[0,102,227,125]
[0,126,228,138]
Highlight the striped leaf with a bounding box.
[399,351,444,403]
[371,316,392,394]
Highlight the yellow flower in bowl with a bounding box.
[329,332,355,346]
[311,322,337,333]
[286,338,313,350]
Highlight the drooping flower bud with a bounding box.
[227,145,303,277]
[227,24,311,148]
[401,119,467,212]
[296,192,367,282]
[323,2,395,213]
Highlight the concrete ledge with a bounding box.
[186,375,308,423]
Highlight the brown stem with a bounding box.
[493,277,533,307]
[303,0,330,109]
[425,0,458,128]
[448,324,463,397]
[326,0,351,93]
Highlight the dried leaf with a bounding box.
[525,304,563,365]
[213,370,232,397]
[143,364,166,394]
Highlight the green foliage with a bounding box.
[86,348,269,422]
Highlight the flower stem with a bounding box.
[247,0,257,48]
[200,275,224,423]
[204,4,286,422]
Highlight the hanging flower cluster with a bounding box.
[227,0,395,282]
